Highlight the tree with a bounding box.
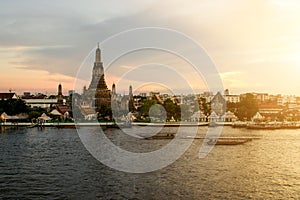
[28,111,42,119]
[163,99,180,121]
[148,104,166,122]
[227,102,238,113]
[97,104,112,121]
[138,99,157,117]
[27,107,47,120]
[0,99,28,115]
[235,93,258,121]
[198,97,211,116]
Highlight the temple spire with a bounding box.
[95,43,101,63]
[128,85,134,112]
[57,83,63,105]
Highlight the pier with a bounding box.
[2,120,300,130]
[232,121,300,130]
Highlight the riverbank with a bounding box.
[0,121,235,128]
[2,121,300,130]
[233,121,300,130]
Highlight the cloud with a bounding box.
[220,71,243,79]
[120,65,135,69]
[219,71,249,91]
[1,0,300,95]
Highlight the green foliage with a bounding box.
[138,99,182,121]
[0,99,28,115]
[226,102,238,113]
[138,99,157,117]
[97,104,112,120]
[28,107,47,120]
[198,97,211,116]
[149,104,163,117]
[235,93,258,120]
[163,99,180,121]
[147,104,166,122]
[28,111,42,119]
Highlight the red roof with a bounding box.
[0,93,17,99]
[259,104,283,109]
[21,96,46,99]
[55,105,71,114]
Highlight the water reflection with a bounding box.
[0,127,299,199]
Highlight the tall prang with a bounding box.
[128,85,134,112]
[89,43,106,91]
[57,83,63,105]
[111,83,116,97]
[83,44,111,112]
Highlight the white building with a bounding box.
[225,95,240,103]
[223,89,240,103]
[23,98,66,109]
[277,95,296,106]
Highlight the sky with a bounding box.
[1,0,300,95]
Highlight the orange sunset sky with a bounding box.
[1,0,300,95]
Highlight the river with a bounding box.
[0,126,299,199]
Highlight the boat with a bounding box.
[27,123,38,128]
[207,138,250,145]
[144,132,175,139]
[246,123,281,130]
[232,122,248,128]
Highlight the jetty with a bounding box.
[131,122,209,127]
[3,120,300,130]
[207,137,252,145]
[232,121,300,130]
[0,122,117,129]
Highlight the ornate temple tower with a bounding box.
[57,83,63,105]
[89,44,105,91]
[84,44,111,111]
[110,83,118,115]
[128,85,134,112]
[111,83,116,97]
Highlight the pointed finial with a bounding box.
[97,42,99,48]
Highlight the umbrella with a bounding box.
[50,109,62,116]
[38,113,52,121]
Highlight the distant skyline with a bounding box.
[1,0,300,95]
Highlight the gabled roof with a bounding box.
[222,111,238,119]
[55,105,70,114]
[0,93,18,99]
[252,112,264,120]
[211,92,226,103]
[208,111,219,118]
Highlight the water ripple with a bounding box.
[0,127,299,199]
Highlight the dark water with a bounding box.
[0,126,299,199]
